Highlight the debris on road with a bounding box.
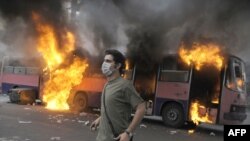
[18,121,32,124]
[77,120,85,123]
[63,118,69,121]
[50,137,61,140]
[56,119,62,123]
[188,129,195,134]
[139,124,147,128]
[210,132,216,136]
[35,99,42,105]
[170,130,177,135]
[77,120,90,126]
[85,120,90,126]
[79,112,87,116]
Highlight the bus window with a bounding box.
[160,56,190,82]
[160,70,189,82]
[226,59,246,92]
[235,62,246,92]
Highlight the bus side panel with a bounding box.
[68,77,106,108]
[73,77,106,92]
[219,87,247,124]
[154,81,190,117]
[156,82,190,100]
[2,74,39,93]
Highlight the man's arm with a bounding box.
[127,102,146,133]
[116,102,146,140]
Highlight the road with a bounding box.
[0,94,224,141]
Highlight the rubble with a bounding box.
[50,137,61,140]
[188,129,195,134]
[170,130,177,135]
[139,124,147,128]
[56,120,62,123]
[77,120,85,123]
[79,112,87,116]
[18,121,32,124]
[84,120,90,126]
[209,132,216,136]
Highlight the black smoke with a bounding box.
[0,0,71,66]
[1,0,250,69]
[0,0,65,27]
[72,0,250,72]
[118,0,250,68]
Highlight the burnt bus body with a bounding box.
[68,54,247,127]
[154,55,247,127]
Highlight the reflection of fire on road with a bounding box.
[179,42,223,125]
[33,12,88,110]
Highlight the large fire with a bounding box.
[179,42,224,70]
[33,13,88,110]
[190,101,213,125]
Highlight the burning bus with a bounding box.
[30,11,247,127]
[67,43,247,127]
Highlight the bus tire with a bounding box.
[72,93,87,113]
[162,103,184,128]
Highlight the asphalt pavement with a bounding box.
[0,94,224,141]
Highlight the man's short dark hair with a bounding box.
[105,49,126,74]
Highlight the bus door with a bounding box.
[133,63,158,116]
[188,62,223,125]
[219,57,247,124]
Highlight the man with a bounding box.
[90,49,146,141]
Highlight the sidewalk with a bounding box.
[0,93,9,103]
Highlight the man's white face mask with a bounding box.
[101,62,114,76]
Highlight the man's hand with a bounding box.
[90,117,101,131]
[113,132,130,141]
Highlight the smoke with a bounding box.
[0,0,66,66]
[75,0,128,57]
[1,0,250,69]
[74,0,250,71]
[121,0,250,64]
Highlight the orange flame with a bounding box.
[33,12,88,110]
[211,98,219,104]
[179,43,224,70]
[42,58,88,110]
[190,101,213,125]
[125,60,130,70]
[236,79,243,88]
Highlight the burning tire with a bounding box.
[19,90,36,105]
[8,88,36,104]
[72,93,87,113]
[162,103,184,128]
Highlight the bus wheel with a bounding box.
[73,93,87,113]
[162,103,184,128]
